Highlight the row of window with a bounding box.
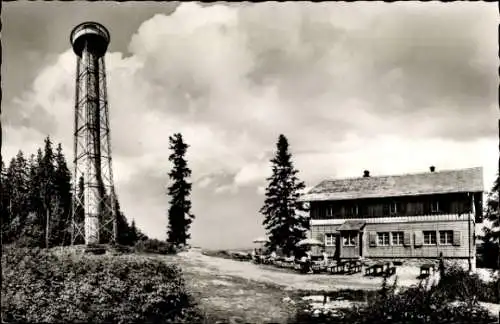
[377,232,403,246]
[376,230,453,246]
[323,230,455,247]
[423,230,453,245]
[315,200,472,219]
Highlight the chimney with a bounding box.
[430,166,436,173]
[363,170,370,177]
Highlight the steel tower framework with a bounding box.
[70,22,117,245]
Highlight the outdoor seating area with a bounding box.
[419,263,435,277]
[329,260,363,274]
[250,252,368,275]
[364,262,397,277]
[248,237,405,277]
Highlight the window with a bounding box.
[439,230,453,245]
[343,232,357,246]
[431,200,439,213]
[423,231,437,245]
[325,206,333,217]
[377,232,390,246]
[324,233,336,246]
[345,205,358,218]
[392,232,404,246]
[389,203,397,214]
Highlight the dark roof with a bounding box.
[337,221,366,231]
[300,167,484,202]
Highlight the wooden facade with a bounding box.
[300,167,484,265]
[309,193,482,221]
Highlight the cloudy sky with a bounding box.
[2,2,498,249]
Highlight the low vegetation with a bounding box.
[1,246,202,323]
[202,249,252,261]
[439,265,499,304]
[133,238,178,255]
[292,267,499,324]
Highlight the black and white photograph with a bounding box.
[1,1,499,323]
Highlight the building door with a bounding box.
[334,234,341,260]
[359,231,363,257]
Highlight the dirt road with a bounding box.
[166,250,498,322]
[177,249,422,291]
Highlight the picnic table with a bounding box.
[311,261,328,273]
[420,263,435,276]
[328,260,362,274]
[365,262,396,277]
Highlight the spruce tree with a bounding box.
[114,199,133,246]
[129,219,139,245]
[166,133,194,246]
[52,143,72,246]
[260,134,309,256]
[40,136,56,248]
[0,160,9,244]
[4,151,30,244]
[24,149,45,246]
[484,172,500,269]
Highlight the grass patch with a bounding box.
[1,246,202,323]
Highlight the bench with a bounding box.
[365,263,385,276]
[420,263,435,277]
[348,261,362,274]
[329,262,347,274]
[311,263,325,273]
[327,260,361,275]
[365,262,394,276]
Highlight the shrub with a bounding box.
[438,265,499,304]
[202,250,232,259]
[134,239,177,255]
[291,275,498,324]
[1,246,202,323]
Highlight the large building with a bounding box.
[299,167,484,267]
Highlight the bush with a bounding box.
[1,246,202,323]
[134,239,177,255]
[292,274,498,324]
[202,250,232,259]
[438,265,499,304]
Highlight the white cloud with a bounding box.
[214,184,238,195]
[3,2,497,247]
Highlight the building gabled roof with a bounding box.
[337,220,366,231]
[300,167,484,202]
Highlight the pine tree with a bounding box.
[483,172,500,269]
[166,133,194,246]
[129,219,139,245]
[0,159,9,244]
[260,134,309,256]
[52,143,72,246]
[3,151,31,244]
[114,199,132,245]
[39,136,57,248]
[22,149,46,247]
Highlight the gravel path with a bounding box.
[177,249,423,291]
[168,250,498,321]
